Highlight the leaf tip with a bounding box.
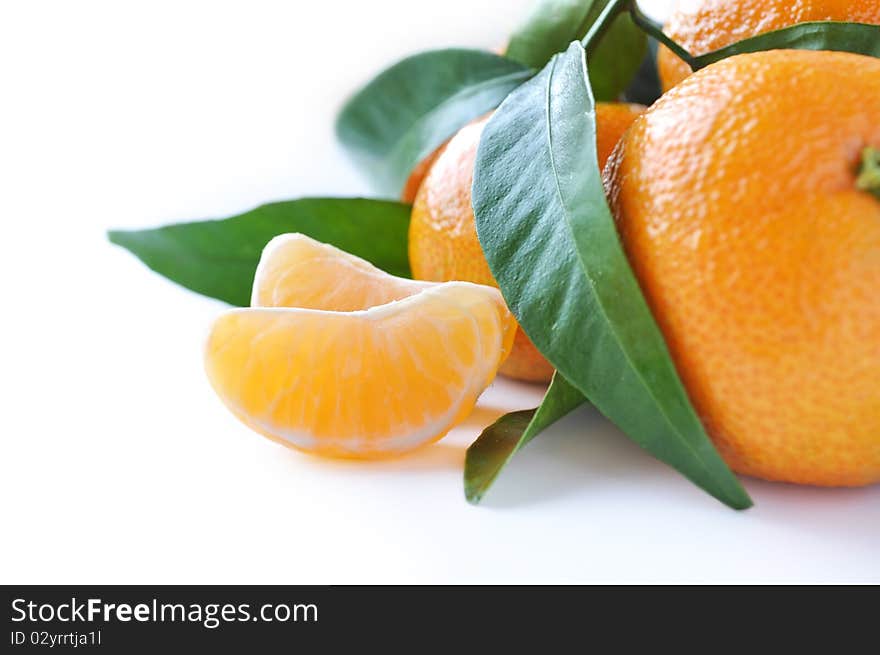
[464,487,484,506]
[729,493,754,511]
[715,480,754,511]
[463,450,487,506]
[107,229,138,253]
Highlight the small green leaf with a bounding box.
[506,0,598,69]
[336,49,532,197]
[588,1,646,100]
[506,0,645,100]
[473,42,752,510]
[689,21,880,70]
[108,198,411,306]
[465,373,586,504]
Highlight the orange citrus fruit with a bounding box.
[205,234,515,459]
[401,148,443,204]
[658,0,880,91]
[409,103,645,382]
[605,50,880,487]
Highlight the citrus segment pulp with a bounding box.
[206,234,514,458]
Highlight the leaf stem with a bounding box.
[581,0,630,53]
[856,147,880,199]
[627,1,696,69]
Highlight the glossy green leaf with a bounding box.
[465,373,586,504]
[108,198,411,306]
[506,0,645,100]
[689,21,880,70]
[472,42,752,509]
[336,49,532,197]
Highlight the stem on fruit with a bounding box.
[627,1,696,69]
[582,1,699,73]
[856,147,880,199]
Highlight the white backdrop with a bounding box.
[1,0,877,584]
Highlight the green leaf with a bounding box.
[506,0,598,68]
[689,21,880,70]
[472,42,752,510]
[336,49,532,197]
[588,1,646,100]
[505,0,645,100]
[465,373,586,504]
[108,198,411,306]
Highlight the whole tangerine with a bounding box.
[606,50,880,486]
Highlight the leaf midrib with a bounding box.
[540,51,725,484]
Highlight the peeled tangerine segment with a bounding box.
[251,233,432,311]
[205,234,515,458]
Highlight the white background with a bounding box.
[2,0,877,584]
